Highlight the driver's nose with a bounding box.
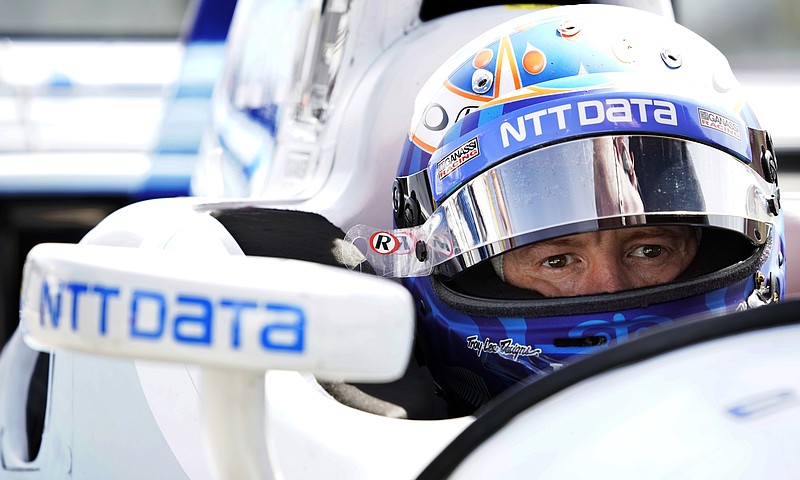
[574,257,635,295]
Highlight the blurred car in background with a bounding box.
[0,0,236,346]
[674,0,800,178]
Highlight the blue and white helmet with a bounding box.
[348,5,784,412]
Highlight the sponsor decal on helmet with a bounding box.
[437,137,480,180]
[466,335,543,361]
[368,230,415,256]
[500,97,678,148]
[369,231,401,254]
[698,107,741,140]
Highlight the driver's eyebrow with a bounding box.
[527,227,692,250]
[525,236,587,249]
[620,226,693,242]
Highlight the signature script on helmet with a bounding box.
[466,335,543,361]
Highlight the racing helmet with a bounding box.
[347,4,785,413]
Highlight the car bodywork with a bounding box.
[2,0,800,478]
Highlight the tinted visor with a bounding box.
[348,135,776,278]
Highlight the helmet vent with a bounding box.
[554,336,608,348]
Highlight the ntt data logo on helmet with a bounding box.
[436,137,480,180]
[499,97,679,148]
[698,108,741,140]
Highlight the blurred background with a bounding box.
[0,0,797,347]
[0,0,237,345]
[675,0,800,158]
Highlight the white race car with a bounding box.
[4,196,800,479]
[2,1,799,479]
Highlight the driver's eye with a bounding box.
[638,245,663,258]
[544,254,571,268]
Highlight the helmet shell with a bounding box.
[395,5,785,412]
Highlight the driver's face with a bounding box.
[502,226,699,297]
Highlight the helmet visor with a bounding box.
[347,135,776,278]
